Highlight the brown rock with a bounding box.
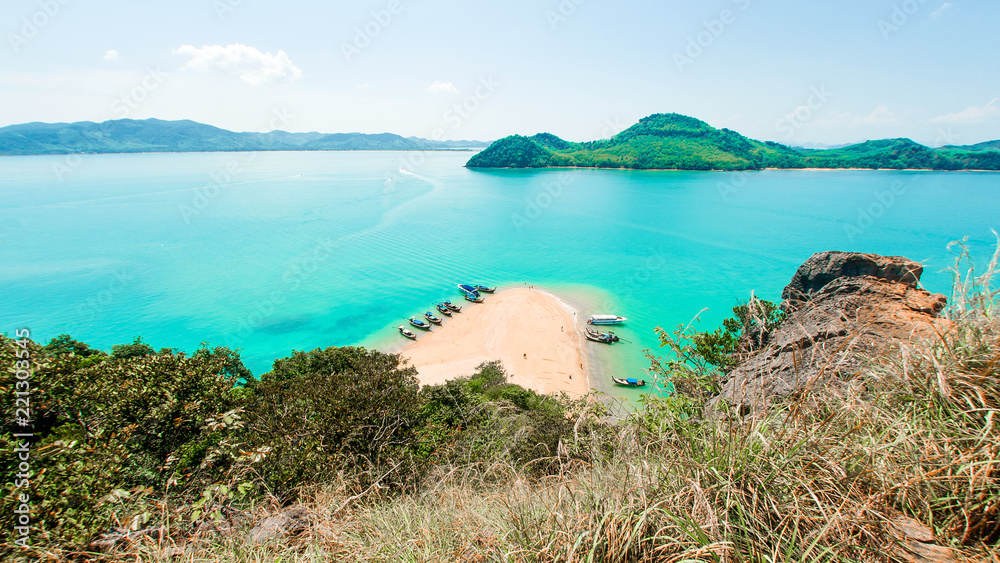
[890,515,935,542]
[894,540,956,563]
[247,506,312,545]
[711,251,948,413]
[781,251,924,307]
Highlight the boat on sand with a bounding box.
[585,327,619,343]
[409,317,432,330]
[458,284,482,299]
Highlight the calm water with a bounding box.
[2,151,998,397]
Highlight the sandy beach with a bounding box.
[398,288,590,397]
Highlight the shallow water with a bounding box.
[2,151,997,399]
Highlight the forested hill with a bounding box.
[465,113,1000,171]
[0,118,489,155]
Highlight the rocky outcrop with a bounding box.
[711,251,948,413]
[247,506,312,545]
[781,252,924,305]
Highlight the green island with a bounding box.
[466,112,1000,171]
[3,248,998,561]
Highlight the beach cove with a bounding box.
[397,288,591,397]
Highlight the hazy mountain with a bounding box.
[0,118,490,155]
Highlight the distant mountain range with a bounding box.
[466,113,1000,171]
[0,119,490,155]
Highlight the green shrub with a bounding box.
[239,346,421,499]
[0,338,246,552]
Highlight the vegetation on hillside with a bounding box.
[3,246,999,561]
[466,113,1000,171]
[0,338,593,559]
[0,119,489,155]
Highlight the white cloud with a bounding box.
[931,98,1000,124]
[930,2,952,18]
[173,43,302,85]
[857,105,905,126]
[427,81,458,94]
[103,49,119,61]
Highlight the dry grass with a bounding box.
[88,243,1000,562]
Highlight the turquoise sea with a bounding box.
[2,151,998,398]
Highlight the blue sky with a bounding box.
[1,0,998,145]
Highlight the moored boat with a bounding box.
[585,327,618,344]
[464,294,484,303]
[398,325,416,340]
[424,311,442,324]
[458,284,481,298]
[612,376,646,387]
[443,300,463,312]
[436,303,453,316]
[474,284,496,293]
[587,314,627,325]
[409,316,432,330]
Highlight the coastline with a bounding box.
[467,165,1000,173]
[395,287,590,398]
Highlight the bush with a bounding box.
[689,293,785,372]
[0,340,246,552]
[240,346,421,499]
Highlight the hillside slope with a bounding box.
[467,113,1000,171]
[0,119,490,155]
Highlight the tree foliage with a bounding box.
[689,295,786,372]
[1,337,586,555]
[467,113,1000,171]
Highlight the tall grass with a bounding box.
[94,243,1000,561]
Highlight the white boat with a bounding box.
[587,314,627,325]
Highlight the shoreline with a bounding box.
[467,165,1000,173]
[395,287,591,398]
